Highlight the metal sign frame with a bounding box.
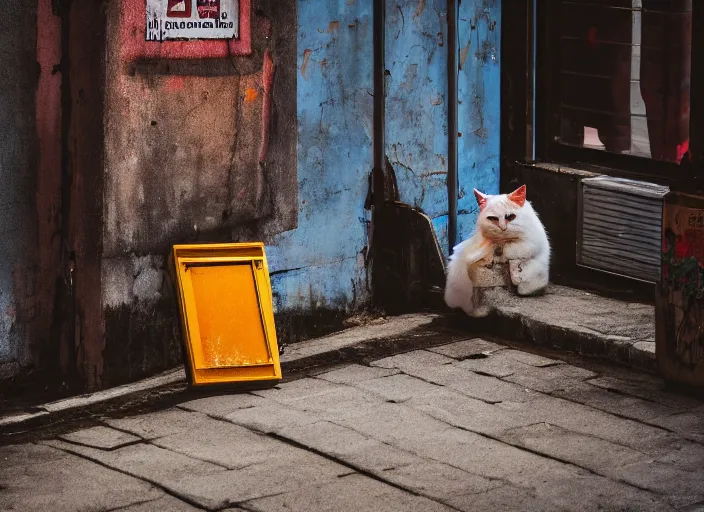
[171,242,282,387]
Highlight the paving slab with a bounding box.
[352,373,446,403]
[170,446,351,509]
[501,422,652,471]
[115,495,203,511]
[244,473,456,512]
[500,349,563,367]
[314,363,401,384]
[381,461,503,501]
[104,407,210,440]
[407,387,539,436]
[59,425,141,450]
[405,426,582,488]
[455,350,534,378]
[267,384,385,421]
[399,362,541,404]
[152,419,292,470]
[225,402,323,434]
[553,380,678,422]
[506,394,679,457]
[43,439,227,509]
[370,349,456,371]
[654,439,704,472]
[177,392,267,418]
[445,484,568,512]
[502,362,597,393]
[251,377,342,403]
[0,443,163,512]
[603,461,704,509]
[648,405,704,444]
[587,376,703,412]
[533,473,674,512]
[426,338,506,359]
[277,420,421,472]
[333,401,455,447]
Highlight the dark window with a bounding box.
[538,0,692,170]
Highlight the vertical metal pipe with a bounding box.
[447,0,459,252]
[373,0,386,210]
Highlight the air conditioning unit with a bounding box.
[577,176,669,282]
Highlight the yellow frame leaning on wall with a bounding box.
[171,242,282,387]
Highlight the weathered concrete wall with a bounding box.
[96,0,299,387]
[0,2,40,379]
[19,0,501,390]
[95,0,499,387]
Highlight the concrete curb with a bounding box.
[1,314,465,433]
[0,287,659,434]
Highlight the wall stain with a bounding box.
[301,48,313,78]
[413,0,427,19]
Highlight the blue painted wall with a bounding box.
[384,0,500,257]
[268,0,374,313]
[270,0,500,314]
[457,0,501,243]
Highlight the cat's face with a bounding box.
[473,185,528,241]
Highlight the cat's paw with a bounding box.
[517,282,546,297]
[470,304,492,318]
[509,260,523,286]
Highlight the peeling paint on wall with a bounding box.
[384,0,500,258]
[457,0,501,243]
[265,0,373,313]
[385,0,449,233]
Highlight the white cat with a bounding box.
[444,185,550,317]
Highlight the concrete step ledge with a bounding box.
[467,284,656,372]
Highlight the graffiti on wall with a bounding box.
[146,0,239,41]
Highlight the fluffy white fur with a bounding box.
[444,185,550,317]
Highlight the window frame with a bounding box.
[502,0,704,184]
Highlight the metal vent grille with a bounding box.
[578,176,669,282]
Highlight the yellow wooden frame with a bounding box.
[171,242,282,387]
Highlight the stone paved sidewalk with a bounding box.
[2,338,703,511]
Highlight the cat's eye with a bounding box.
[505,214,516,221]
[487,216,499,222]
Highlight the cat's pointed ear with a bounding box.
[474,189,488,211]
[508,185,527,207]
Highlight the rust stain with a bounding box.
[164,76,185,92]
[459,41,471,70]
[245,87,258,102]
[301,49,313,79]
[259,49,276,165]
[413,0,427,19]
[327,20,341,33]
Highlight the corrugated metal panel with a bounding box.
[578,176,669,282]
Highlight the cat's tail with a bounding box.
[444,236,486,315]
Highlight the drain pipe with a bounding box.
[447,0,459,253]
[372,0,386,210]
